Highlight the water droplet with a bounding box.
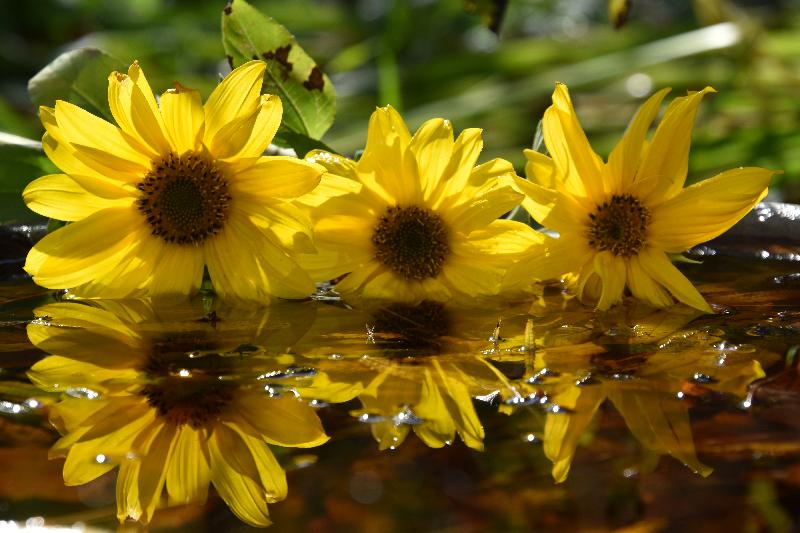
[258,365,318,380]
[23,399,40,409]
[393,407,423,426]
[309,399,328,408]
[94,453,113,464]
[746,325,772,337]
[691,373,718,384]
[358,413,385,424]
[524,433,538,443]
[547,404,572,414]
[527,368,560,384]
[330,353,343,360]
[65,387,101,400]
[773,273,800,285]
[622,467,638,478]
[676,391,685,399]
[575,373,598,386]
[177,369,191,378]
[0,400,26,415]
[610,373,635,381]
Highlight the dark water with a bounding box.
[0,254,798,532]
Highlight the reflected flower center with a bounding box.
[371,301,451,352]
[587,194,651,257]
[372,206,450,280]
[137,152,231,244]
[142,376,234,428]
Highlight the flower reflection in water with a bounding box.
[26,299,329,527]
[299,301,520,452]
[499,303,777,482]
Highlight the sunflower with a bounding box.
[513,84,776,312]
[298,106,546,303]
[26,300,329,527]
[24,60,322,300]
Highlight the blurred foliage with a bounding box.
[1,0,799,223]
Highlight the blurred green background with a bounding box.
[2,0,799,204]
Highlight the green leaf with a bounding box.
[0,132,55,224]
[221,0,336,140]
[274,128,336,158]
[28,48,127,122]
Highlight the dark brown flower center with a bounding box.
[372,206,450,280]
[586,194,650,257]
[140,335,235,428]
[371,301,451,352]
[137,152,231,244]
[142,376,234,429]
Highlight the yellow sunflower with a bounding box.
[26,300,329,527]
[513,84,776,312]
[24,60,322,300]
[298,105,546,303]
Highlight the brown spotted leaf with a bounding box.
[221,0,336,140]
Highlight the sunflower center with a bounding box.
[137,152,231,245]
[142,377,234,428]
[371,301,451,351]
[372,206,450,280]
[141,336,236,428]
[587,194,651,257]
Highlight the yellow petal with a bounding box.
[212,94,282,161]
[207,424,276,527]
[433,127,484,205]
[357,105,421,205]
[648,167,773,252]
[409,118,454,198]
[609,389,712,476]
[204,60,266,148]
[63,405,155,486]
[137,423,178,523]
[108,62,171,155]
[626,255,673,308]
[23,174,134,221]
[633,87,716,202]
[25,208,143,289]
[52,101,153,168]
[637,247,712,313]
[506,233,589,283]
[165,425,211,506]
[71,233,162,298]
[413,369,456,449]
[231,156,322,200]
[160,83,205,154]
[593,251,627,310]
[523,149,557,188]
[543,83,604,201]
[442,180,523,233]
[232,393,328,448]
[607,88,670,194]
[41,128,140,186]
[147,246,205,297]
[544,386,605,483]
